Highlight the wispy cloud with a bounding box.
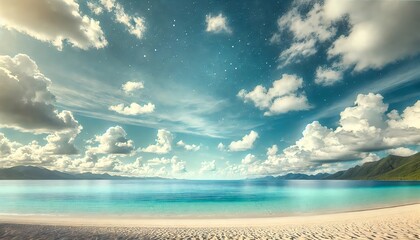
[51,72,261,138]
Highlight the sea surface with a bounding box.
[0,180,419,218]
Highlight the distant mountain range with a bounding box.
[0,166,163,180]
[257,173,330,180]
[326,153,420,180]
[257,153,420,181]
[0,153,419,180]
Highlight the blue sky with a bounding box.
[0,0,419,179]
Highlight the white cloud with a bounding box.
[88,126,135,154]
[42,127,82,155]
[279,39,317,67]
[205,14,231,34]
[217,142,225,151]
[0,128,186,178]
[274,2,336,67]
[110,81,154,116]
[324,0,420,72]
[114,7,146,39]
[233,93,420,177]
[142,129,173,154]
[386,101,420,129]
[122,81,144,94]
[115,156,186,176]
[199,160,216,173]
[99,0,116,11]
[147,157,171,166]
[238,74,311,116]
[292,94,419,162]
[228,130,259,152]
[177,140,200,151]
[279,93,391,163]
[1,140,50,167]
[0,0,107,50]
[278,2,335,42]
[0,54,80,134]
[91,155,186,177]
[0,131,81,168]
[276,0,420,84]
[267,95,311,116]
[267,145,278,156]
[94,155,122,171]
[0,133,19,156]
[87,2,103,15]
[361,153,381,164]
[241,154,256,165]
[109,102,155,115]
[170,156,187,173]
[315,66,343,86]
[94,0,146,39]
[387,147,416,157]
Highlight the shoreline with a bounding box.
[0,203,419,227]
[1,204,419,239]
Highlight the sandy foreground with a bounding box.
[0,204,419,239]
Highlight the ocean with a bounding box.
[0,180,419,218]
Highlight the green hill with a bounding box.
[327,153,420,180]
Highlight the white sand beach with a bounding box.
[0,204,419,239]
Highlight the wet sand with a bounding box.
[0,204,419,239]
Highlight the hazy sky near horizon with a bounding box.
[0,0,419,179]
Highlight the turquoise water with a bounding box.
[0,180,419,218]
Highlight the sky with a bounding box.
[0,0,419,179]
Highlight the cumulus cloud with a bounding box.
[0,0,107,50]
[228,130,259,152]
[299,94,417,166]
[0,131,81,168]
[170,156,187,173]
[232,93,420,177]
[238,74,311,116]
[147,157,171,166]
[88,126,135,154]
[109,102,155,115]
[0,133,19,156]
[91,0,146,39]
[122,81,144,94]
[142,129,173,154]
[116,156,186,176]
[0,140,50,167]
[64,154,184,177]
[140,156,186,174]
[361,153,381,164]
[205,14,231,34]
[177,140,200,151]
[241,153,256,165]
[315,66,343,86]
[0,127,187,178]
[387,147,416,157]
[0,54,80,134]
[110,81,154,115]
[42,127,82,155]
[324,0,420,71]
[281,93,391,163]
[275,0,420,84]
[199,160,216,173]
